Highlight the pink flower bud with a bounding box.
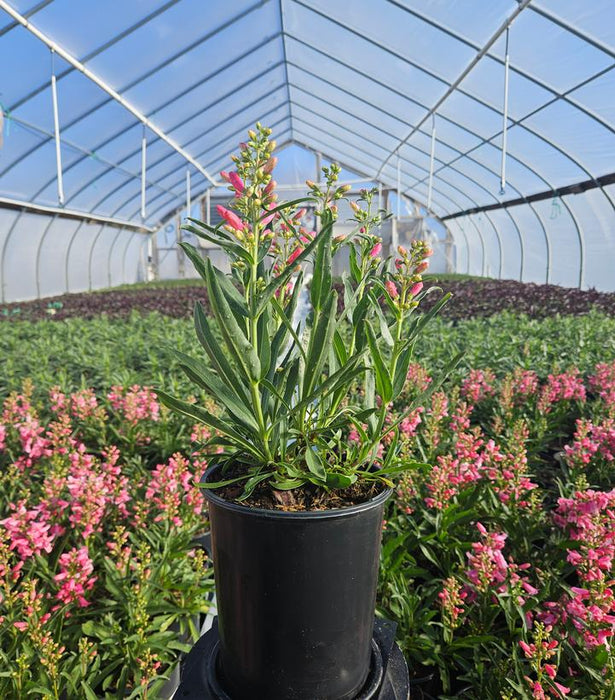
[415,261,429,274]
[264,156,278,173]
[293,208,307,221]
[385,280,399,299]
[287,247,304,265]
[544,664,556,680]
[216,205,244,231]
[519,640,533,657]
[228,171,244,194]
[410,282,424,296]
[220,171,231,183]
[369,242,382,258]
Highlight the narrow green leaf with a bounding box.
[237,471,275,500]
[333,329,348,365]
[366,321,392,403]
[182,223,251,262]
[172,350,260,432]
[348,244,361,283]
[156,390,262,458]
[270,295,307,364]
[205,259,261,383]
[325,472,356,488]
[305,447,327,480]
[193,302,251,404]
[392,344,413,399]
[257,305,272,378]
[184,217,233,241]
[310,223,332,312]
[302,291,337,397]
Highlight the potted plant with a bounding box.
[158,123,451,699]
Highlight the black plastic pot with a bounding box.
[204,470,391,700]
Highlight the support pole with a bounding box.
[176,214,185,278]
[140,129,147,221]
[50,50,64,205]
[206,188,211,226]
[500,26,510,195]
[427,116,436,211]
[186,169,191,218]
[396,156,401,220]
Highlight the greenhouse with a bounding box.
[1,1,615,699]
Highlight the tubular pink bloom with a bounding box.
[293,208,307,221]
[260,212,275,227]
[385,280,399,299]
[544,664,557,680]
[519,640,533,657]
[263,156,278,174]
[415,260,429,274]
[369,242,382,258]
[475,521,487,535]
[219,171,231,183]
[216,205,245,231]
[410,282,424,296]
[287,247,304,266]
[554,682,570,696]
[228,171,244,194]
[521,580,538,595]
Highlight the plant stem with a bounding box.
[248,214,272,463]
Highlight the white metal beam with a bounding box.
[0,195,155,232]
[0,0,219,188]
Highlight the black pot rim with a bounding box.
[202,464,392,521]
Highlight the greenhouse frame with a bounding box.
[1,0,614,301]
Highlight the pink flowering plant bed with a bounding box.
[379,360,615,698]
[0,380,214,699]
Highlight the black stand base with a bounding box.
[175,617,409,699]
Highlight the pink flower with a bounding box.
[369,242,382,258]
[385,280,399,299]
[287,246,303,266]
[216,205,245,231]
[228,171,244,194]
[54,546,97,608]
[553,682,570,696]
[409,281,424,296]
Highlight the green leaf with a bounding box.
[80,681,99,700]
[156,390,263,458]
[333,329,348,365]
[302,290,338,398]
[310,222,332,312]
[305,447,327,481]
[348,244,361,283]
[193,301,251,404]
[392,344,413,399]
[270,295,307,364]
[325,472,356,488]
[172,350,260,433]
[365,321,392,403]
[237,471,275,500]
[205,259,261,383]
[181,223,251,263]
[257,306,272,378]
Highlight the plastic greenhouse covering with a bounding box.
[1,0,614,301]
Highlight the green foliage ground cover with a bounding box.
[3,309,615,697]
[2,309,615,401]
